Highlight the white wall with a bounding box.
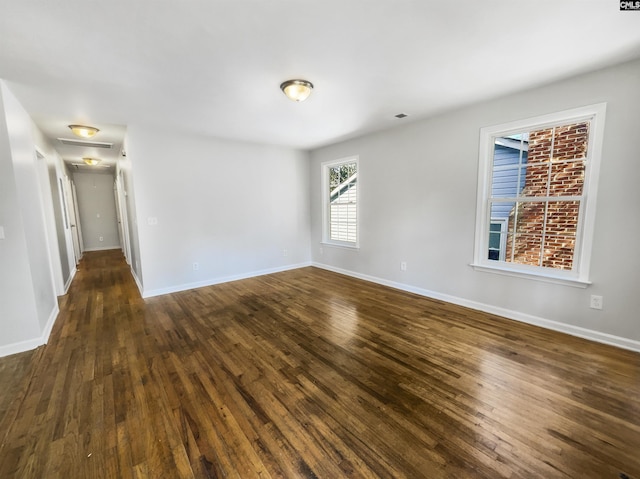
[117,135,143,289]
[32,125,76,291]
[127,126,311,297]
[0,81,58,356]
[74,172,120,251]
[309,58,640,350]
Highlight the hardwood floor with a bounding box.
[0,249,638,478]
[0,349,36,430]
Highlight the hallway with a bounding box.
[0,250,638,478]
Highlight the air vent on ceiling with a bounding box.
[58,138,113,149]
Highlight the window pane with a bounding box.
[549,161,585,196]
[505,202,545,264]
[520,162,549,197]
[329,166,340,190]
[545,201,579,237]
[493,141,526,168]
[490,202,512,226]
[492,136,528,198]
[527,127,553,163]
[329,161,357,243]
[542,235,575,269]
[509,201,545,235]
[488,231,501,250]
[552,122,589,162]
[492,166,522,198]
[506,233,542,266]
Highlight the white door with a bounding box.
[35,149,64,295]
[65,176,82,264]
[115,171,132,264]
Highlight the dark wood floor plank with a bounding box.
[0,249,638,478]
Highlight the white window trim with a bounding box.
[321,156,360,249]
[471,103,606,288]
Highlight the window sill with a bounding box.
[321,241,360,250]
[470,263,591,288]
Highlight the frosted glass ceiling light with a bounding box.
[280,80,314,102]
[69,124,99,138]
[83,157,101,166]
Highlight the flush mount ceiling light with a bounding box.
[280,79,314,102]
[68,124,99,138]
[83,157,101,166]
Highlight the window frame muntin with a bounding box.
[321,156,360,249]
[472,103,606,287]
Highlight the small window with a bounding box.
[473,104,606,286]
[322,157,358,247]
[488,220,506,261]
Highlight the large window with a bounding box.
[473,104,606,286]
[322,157,358,247]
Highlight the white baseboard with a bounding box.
[0,337,43,358]
[83,246,121,252]
[63,266,77,294]
[142,262,313,298]
[312,262,640,353]
[0,303,60,358]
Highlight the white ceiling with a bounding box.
[1,1,639,167]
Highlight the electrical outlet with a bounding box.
[283,249,288,257]
[99,236,104,242]
[193,262,199,271]
[319,247,323,255]
[590,295,603,310]
[400,261,407,271]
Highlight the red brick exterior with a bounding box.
[505,122,589,269]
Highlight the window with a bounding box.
[322,157,358,247]
[488,220,507,261]
[473,104,606,286]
